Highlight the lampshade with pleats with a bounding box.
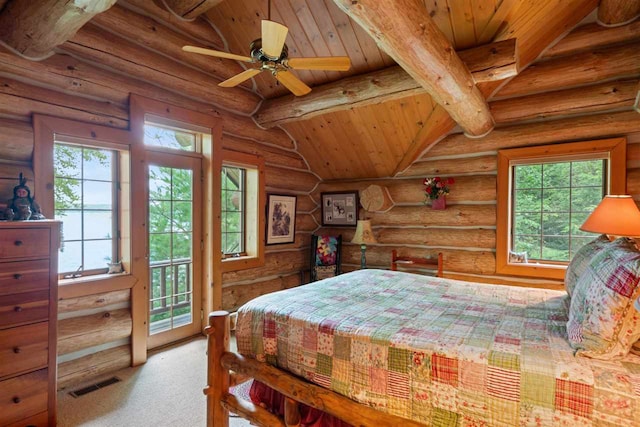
[580,195,640,237]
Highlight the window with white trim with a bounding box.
[496,138,626,279]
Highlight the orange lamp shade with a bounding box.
[580,195,640,237]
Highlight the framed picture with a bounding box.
[321,191,358,227]
[266,194,297,245]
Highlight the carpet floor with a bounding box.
[57,336,251,427]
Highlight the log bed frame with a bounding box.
[204,310,426,427]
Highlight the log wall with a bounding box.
[313,32,640,290]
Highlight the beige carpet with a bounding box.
[58,336,251,427]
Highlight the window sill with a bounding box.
[221,255,264,272]
[496,261,567,280]
[58,272,137,299]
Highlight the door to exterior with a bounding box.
[146,151,202,349]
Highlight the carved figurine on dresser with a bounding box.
[4,174,45,221]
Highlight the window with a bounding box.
[54,142,118,276]
[496,138,626,279]
[222,166,245,256]
[221,150,265,272]
[144,120,198,152]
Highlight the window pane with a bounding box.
[571,187,603,212]
[56,210,81,240]
[542,162,570,188]
[144,123,196,151]
[149,166,172,200]
[172,169,192,200]
[224,211,241,233]
[59,241,82,274]
[224,233,242,254]
[55,178,82,210]
[83,239,113,269]
[54,145,82,179]
[542,189,570,212]
[172,202,192,233]
[572,160,604,186]
[542,236,569,261]
[514,212,541,235]
[149,200,172,233]
[83,148,113,181]
[83,180,112,210]
[514,164,541,189]
[513,235,541,260]
[542,213,570,236]
[83,210,113,240]
[514,189,541,212]
[150,233,171,262]
[173,233,191,260]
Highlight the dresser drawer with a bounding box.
[0,369,48,426]
[0,261,50,297]
[0,291,49,329]
[4,411,48,427]
[0,229,50,260]
[0,323,48,379]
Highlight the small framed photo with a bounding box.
[266,194,297,245]
[321,191,358,227]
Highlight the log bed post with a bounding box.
[205,310,230,427]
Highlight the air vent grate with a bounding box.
[69,376,121,398]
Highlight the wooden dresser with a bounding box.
[0,221,59,427]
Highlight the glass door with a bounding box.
[146,151,202,349]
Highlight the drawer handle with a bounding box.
[14,240,23,246]
[14,306,22,312]
[14,274,22,280]
[12,396,21,404]
[13,347,20,354]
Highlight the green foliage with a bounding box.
[221,167,244,255]
[512,159,604,262]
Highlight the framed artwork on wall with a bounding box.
[266,194,297,245]
[321,191,358,227]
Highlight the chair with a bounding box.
[310,234,342,282]
[391,250,443,277]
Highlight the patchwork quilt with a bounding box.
[236,269,640,426]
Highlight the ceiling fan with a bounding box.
[182,19,351,96]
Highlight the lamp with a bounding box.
[580,195,640,237]
[351,220,377,269]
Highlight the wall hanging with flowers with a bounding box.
[423,176,455,210]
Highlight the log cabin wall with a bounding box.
[314,21,640,289]
[0,0,317,389]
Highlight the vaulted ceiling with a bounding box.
[1,0,636,181]
[205,0,601,179]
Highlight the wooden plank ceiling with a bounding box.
[206,0,599,180]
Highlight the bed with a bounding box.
[205,249,640,426]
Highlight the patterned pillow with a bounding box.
[564,234,610,297]
[567,238,640,359]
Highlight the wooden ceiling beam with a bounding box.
[331,0,494,137]
[255,39,518,128]
[543,21,640,58]
[0,0,117,60]
[597,0,640,27]
[162,0,223,20]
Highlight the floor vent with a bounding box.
[69,376,121,398]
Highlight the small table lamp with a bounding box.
[351,220,377,269]
[579,195,640,237]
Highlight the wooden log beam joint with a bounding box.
[331,0,494,137]
[597,0,640,28]
[255,39,518,129]
[0,0,117,60]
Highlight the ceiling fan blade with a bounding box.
[219,69,263,87]
[286,57,351,71]
[261,20,288,58]
[182,45,253,63]
[275,71,311,96]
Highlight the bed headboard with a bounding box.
[391,250,443,277]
